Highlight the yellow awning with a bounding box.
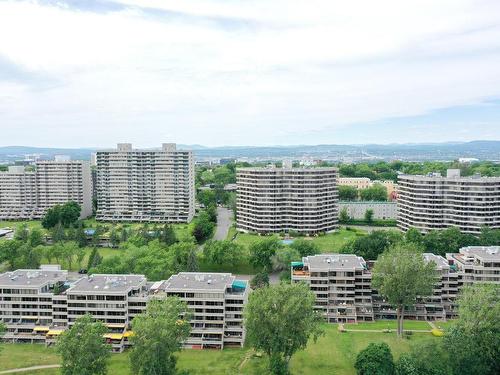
[103,333,123,340]
[106,323,126,328]
[123,331,134,338]
[34,326,50,332]
[47,330,64,336]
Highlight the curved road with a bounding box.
[214,207,233,240]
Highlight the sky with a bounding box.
[0,0,500,148]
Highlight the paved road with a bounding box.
[214,207,233,241]
[0,365,61,374]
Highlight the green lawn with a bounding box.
[434,320,456,330]
[229,227,365,254]
[0,325,440,375]
[344,319,432,331]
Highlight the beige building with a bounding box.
[0,166,37,219]
[162,272,248,349]
[35,157,93,219]
[0,158,92,220]
[237,167,338,234]
[293,246,499,323]
[96,143,195,223]
[338,177,371,190]
[0,269,247,352]
[398,169,500,234]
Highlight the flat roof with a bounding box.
[459,246,500,260]
[423,253,448,269]
[304,254,366,271]
[163,272,235,292]
[67,274,147,294]
[0,269,68,288]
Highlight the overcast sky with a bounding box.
[1,0,500,148]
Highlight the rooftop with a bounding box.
[237,167,337,172]
[423,253,449,269]
[459,246,500,260]
[303,254,366,271]
[67,274,147,294]
[0,269,68,288]
[163,272,235,292]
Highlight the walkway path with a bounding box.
[214,207,233,240]
[0,365,61,374]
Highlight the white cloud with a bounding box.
[0,0,499,147]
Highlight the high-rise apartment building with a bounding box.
[0,157,92,220]
[237,167,338,234]
[0,269,248,352]
[96,143,195,223]
[0,166,37,219]
[398,169,500,234]
[35,156,93,219]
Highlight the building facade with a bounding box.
[398,169,500,234]
[0,158,92,220]
[0,269,247,352]
[237,167,338,234]
[96,143,195,223]
[339,202,397,220]
[292,246,499,324]
[0,166,37,219]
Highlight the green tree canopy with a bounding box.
[443,284,500,375]
[338,185,358,201]
[395,340,451,375]
[249,237,282,272]
[56,314,110,375]
[364,209,374,223]
[203,240,244,266]
[130,298,192,375]
[371,243,436,337]
[289,239,319,257]
[245,283,324,375]
[341,230,402,260]
[354,342,394,375]
[359,184,387,201]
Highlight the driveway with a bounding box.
[214,207,233,240]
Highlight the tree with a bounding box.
[75,223,87,248]
[56,314,110,375]
[0,240,22,270]
[371,243,436,337]
[130,298,192,375]
[197,188,216,207]
[109,229,120,248]
[60,242,78,270]
[191,211,215,243]
[360,184,387,201]
[250,272,269,289]
[364,209,374,224]
[405,228,423,246]
[443,284,500,375]
[60,201,81,227]
[355,342,394,375]
[42,205,62,229]
[0,321,5,355]
[339,207,351,223]
[160,224,177,246]
[274,246,301,272]
[338,185,358,201]
[290,239,319,257]
[245,283,324,375]
[203,240,244,266]
[395,340,451,375]
[341,230,402,260]
[14,223,29,242]
[28,228,45,247]
[479,226,500,246]
[87,247,102,270]
[186,248,199,272]
[249,237,282,272]
[51,222,66,243]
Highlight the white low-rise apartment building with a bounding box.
[0,157,92,220]
[237,167,338,234]
[339,201,397,220]
[162,272,249,349]
[96,143,195,223]
[398,169,500,234]
[293,247,499,323]
[0,269,247,352]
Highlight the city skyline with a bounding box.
[1,0,500,147]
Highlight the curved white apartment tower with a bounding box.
[96,143,195,223]
[398,169,500,234]
[236,167,338,234]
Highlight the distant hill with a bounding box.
[0,141,499,162]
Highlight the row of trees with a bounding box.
[338,184,388,201]
[354,283,499,375]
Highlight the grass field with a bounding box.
[0,325,440,375]
[229,227,365,253]
[344,320,432,331]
